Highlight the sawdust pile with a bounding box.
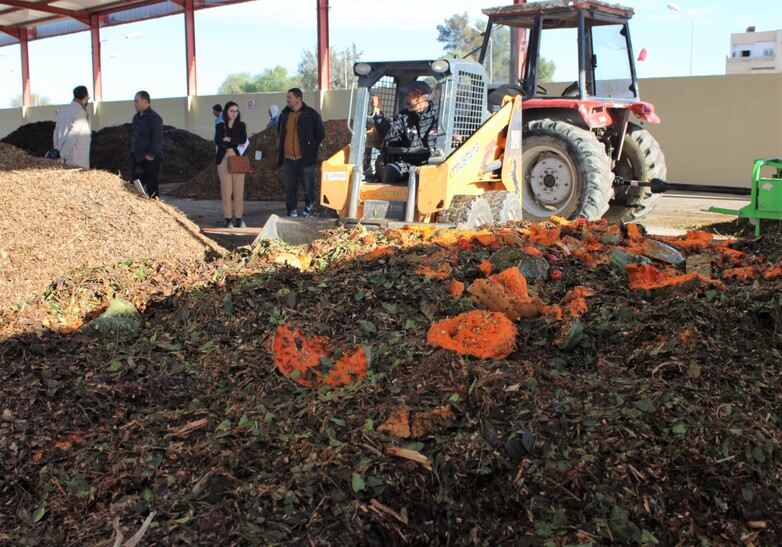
[1,121,214,183]
[0,145,224,308]
[171,119,351,201]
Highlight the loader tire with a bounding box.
[605,123,667,224]
[437,195,494,228]
[522,119,613,222]
[485,190,523,224]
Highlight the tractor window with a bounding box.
[591,24,635,99]
[369,76,397,118]
[536,27,579,95]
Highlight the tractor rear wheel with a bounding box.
[485,190,523,224]
[522,120,613,222]
[437,195,494,228]
[605,123,667,224]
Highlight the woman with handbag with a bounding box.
[215,101,249,228]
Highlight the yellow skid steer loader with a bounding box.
[257,59,524,245]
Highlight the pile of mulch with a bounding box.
[0,145,223,309]
[1,217,781,545]
[1,121,214,183]
[171,119,351,201]
[0,142,63,171]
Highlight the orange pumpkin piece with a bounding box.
[625,223,643,240]
[362,247,394,261]
[447,279,465,297]
[722,266,761,280]
[626,264,701,295]
[528,224,562,246]
[468,267,545,320]
[403,224,439,241]
[763,264,782,279]
[571,249,596,267]
[427,310,518,359]
[473,231,500,247]
[559,286,594,318]
[478,259,493,276]
[272,324,368,388]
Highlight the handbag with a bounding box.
[224,124,251,174]
[227,155,251,174]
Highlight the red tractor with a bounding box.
[482,0,666,224]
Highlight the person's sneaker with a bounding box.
[288,210,298,218]
[224,218,233,228]
[302,205,314,217]
[235,218,247,228]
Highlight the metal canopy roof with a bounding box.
[0,1,253,47]
[0,0,335,104]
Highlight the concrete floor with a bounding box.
[157,183,752,248]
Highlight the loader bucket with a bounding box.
[253,214,340,246]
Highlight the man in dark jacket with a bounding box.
[131,90,164,198]
[372,81,439,184]
[277,88,326,217]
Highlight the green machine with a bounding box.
[707,159,782,236]
[615,158,782,236]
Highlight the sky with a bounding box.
[0,0,780,108]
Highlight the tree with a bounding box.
[217,66,297,94]
[11,94,50,107]
[437,13,555,84]
[296,44,363,91]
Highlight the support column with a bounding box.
[184,0,197,97]
[20,31,30,108]
[91,15,103,103]
[317,0,330,92]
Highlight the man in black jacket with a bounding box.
[131,90,164,198]
[372,81,438,184]
[277,88,326,217]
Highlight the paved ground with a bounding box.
[157,183,751,249]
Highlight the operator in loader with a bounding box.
[372,81,438,184]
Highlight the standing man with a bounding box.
[52,85,91,168]
[277,88,325,217]
[212,103,223,126]
[131,90,164,198]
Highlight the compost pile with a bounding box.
[1,121,214,183]
[0,144,223,309]
[1,213,781,546]
[171,119,351,201]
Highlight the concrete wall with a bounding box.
[639,73,782,187]
[2,74,781,189]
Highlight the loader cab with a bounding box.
[350,59,490,176]
[482,0,640,109]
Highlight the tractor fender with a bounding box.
[523,99,661,128]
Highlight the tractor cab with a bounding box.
[481,0,658,127]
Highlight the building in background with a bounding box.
[726,27,782,74]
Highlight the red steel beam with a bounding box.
[91,15,102,102]
[184,0,197,96]
[20,29,30,106]
[317,0,330,91]
[0,0,90,26]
